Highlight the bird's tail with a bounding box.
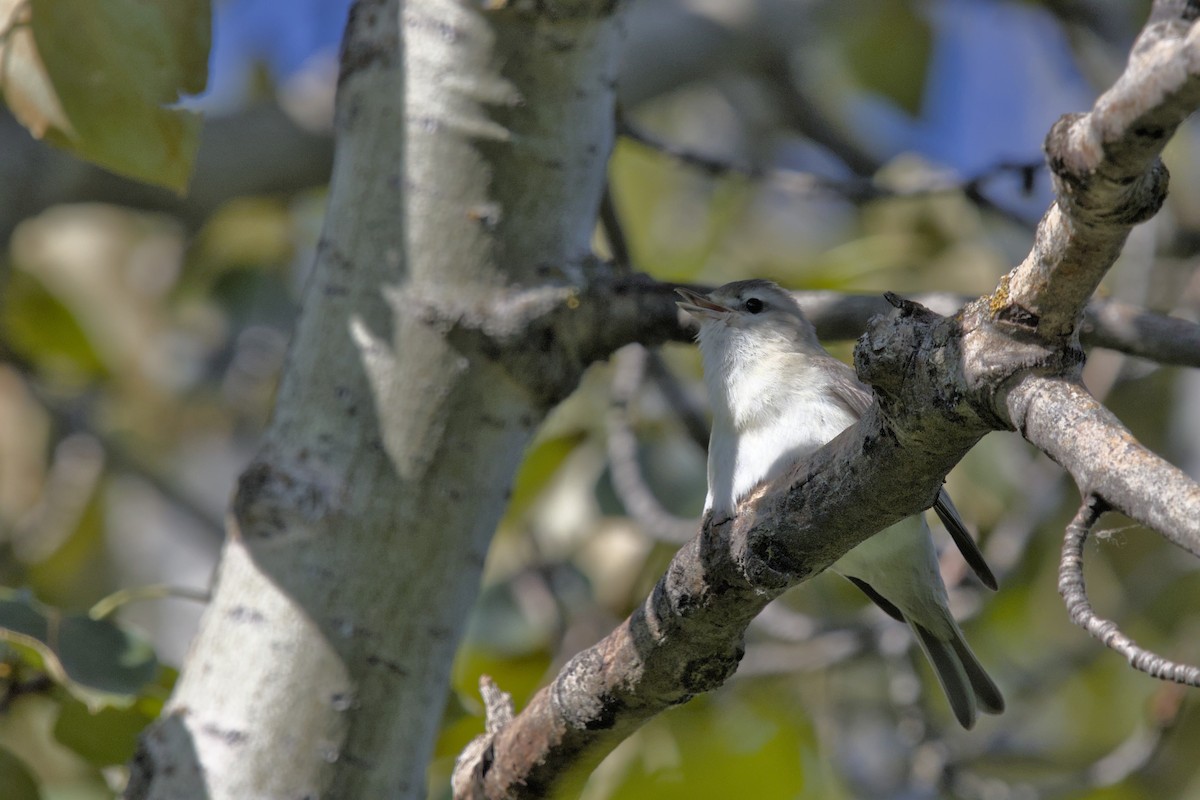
[911,621,1004,729]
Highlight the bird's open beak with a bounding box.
[675,287,731,321]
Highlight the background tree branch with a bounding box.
[0,102,334,247]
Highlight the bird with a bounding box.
[675,279,1004,728]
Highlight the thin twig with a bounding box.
[598,174,710,475]
[616,112,1043,220]
[644,351,710,452]
[1058,496,1200,687]
[598,183,632,271]
[89,584,211,621]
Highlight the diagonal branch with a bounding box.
[1059,496,1200,686]
[996,3,1200,341]
[453,320,994,796]
[1008,375,1200,559]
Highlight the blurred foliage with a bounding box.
[834,1,932,115]
[1,1,1200,799]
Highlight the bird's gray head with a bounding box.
[675,279,829,431]
[675,279,821,359]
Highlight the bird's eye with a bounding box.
[744,297,765,314]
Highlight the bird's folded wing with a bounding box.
[934,490,997,590]
[825,365,997,590]
[825,366,873,418]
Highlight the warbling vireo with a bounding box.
[676,279,1003,728]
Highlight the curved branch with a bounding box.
[617,112,1042,215]
[606,345,699,544]
[1059,496,1200,686]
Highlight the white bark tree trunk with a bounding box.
[126,1,624,797]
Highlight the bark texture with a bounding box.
[127,1,627,797]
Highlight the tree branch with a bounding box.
[617,112,1043,214]
[132,0,627,796]
[1059,496,1200,686]
[1079,297,1200,366]
[606,344,698,544]
[452,4,1200,795]
[454,302,996,796]
[794,292,1200,369]
[997,3,1200,341]
[1008,376,1200,559]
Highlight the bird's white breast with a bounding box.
[705,365,858,515]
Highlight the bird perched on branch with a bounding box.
[676,279,1003,728]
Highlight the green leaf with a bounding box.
[503,433,587,522]
[0,591,50,641]
[55,614,158,699]
[0,746,42,800]
[0,271,107,379]
[26,0,211,191]
[0,588,158,709]
[53,694,157,767]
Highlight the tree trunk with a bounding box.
[127,1,624,796]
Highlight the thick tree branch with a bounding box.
[133,0,626,797]
[1059,496,1200,686]
[998,3,1200,340]
[1008,376,1200,558]
[453,298,997,798]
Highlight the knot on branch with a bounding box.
[390,281,588,408]
[957,292,1087,431]
[1045,111,1170,226]
[232,457,346,542]
[854,295,937,395]
[854,295,996,442]
[451,677,514,798]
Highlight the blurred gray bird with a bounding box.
[676,279,1003,728]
